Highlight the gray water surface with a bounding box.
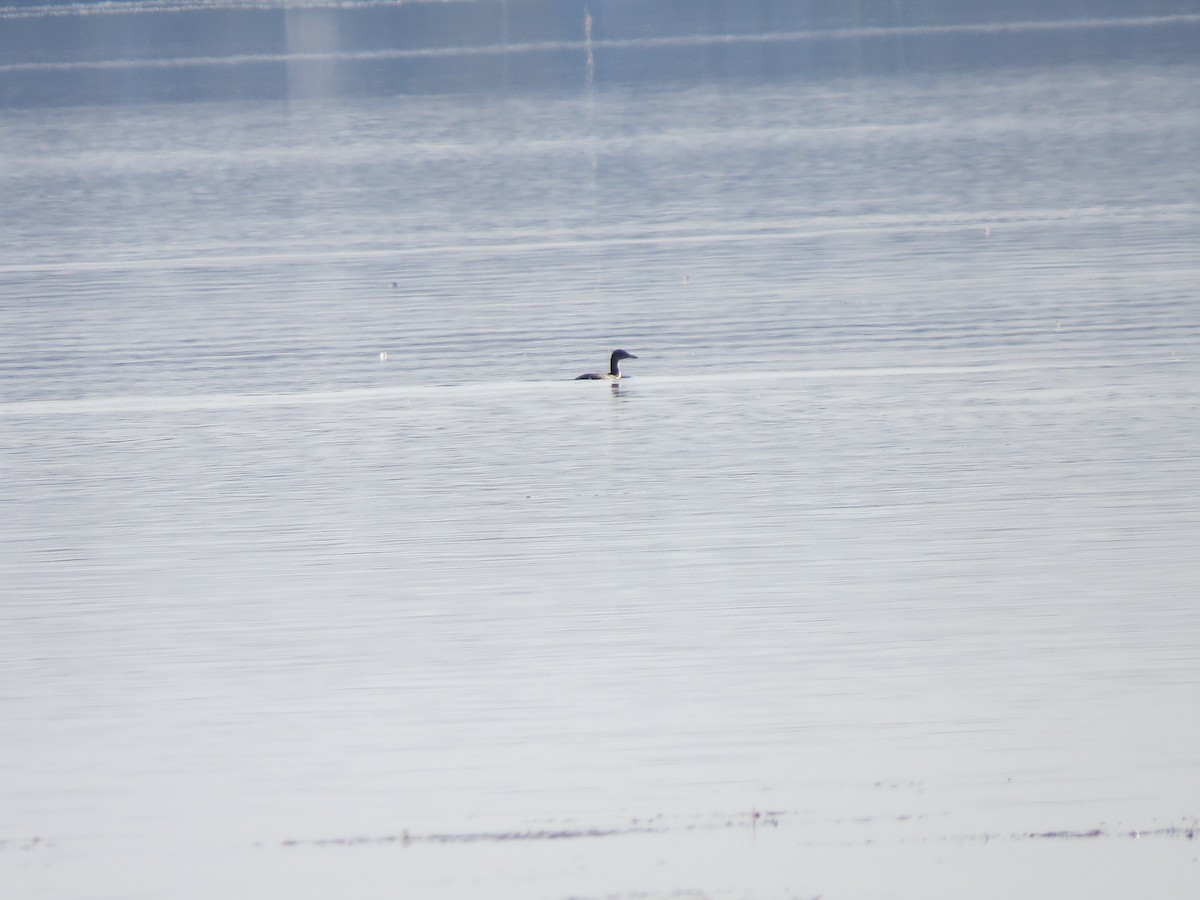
[2,63,1199,898]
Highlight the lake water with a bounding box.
[2,61,1199,898]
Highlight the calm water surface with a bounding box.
[2,64,1199,898]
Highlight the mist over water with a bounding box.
[2,4,1199,898]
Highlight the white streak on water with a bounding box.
[3,14,1200,69]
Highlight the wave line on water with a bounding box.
[2,14,1198,71]
[0,376,621,418]
[2,203,1194,278]
[0,360,1145,418]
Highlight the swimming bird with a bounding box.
[576,349,638,381]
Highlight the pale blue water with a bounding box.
[2,63,1199,898]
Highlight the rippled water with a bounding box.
[2,63,1199,898]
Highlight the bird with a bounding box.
[576,349,638,381]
